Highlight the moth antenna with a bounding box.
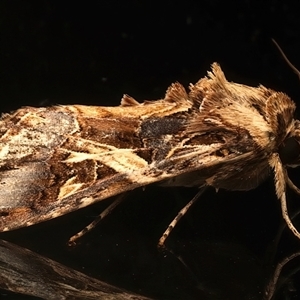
[68,193,127,246]
[158,187,207,249]
[272,39,300,81]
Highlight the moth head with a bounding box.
[272,40,300,168]
[279,120,300,167]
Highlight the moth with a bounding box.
[1,62,300,246]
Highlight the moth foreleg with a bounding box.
[158,187,207,249]
[287,176,300,195]
[279,191,300,240]
[270,154,300,240]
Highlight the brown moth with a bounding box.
[1,63,300,245]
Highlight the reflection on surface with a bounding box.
[0,186,300,299]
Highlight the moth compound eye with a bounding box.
[279,137,300,165]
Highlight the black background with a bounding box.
[1,1,300,299]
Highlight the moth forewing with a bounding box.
[1,63,300,245]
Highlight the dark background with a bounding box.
[1,1,300,299]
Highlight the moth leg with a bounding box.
[158,187,207,249]
[68,193,127,246]
[278,192,300,240]
[287,176,300,195]
[270,154,300,240]
[263,251,300,300]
